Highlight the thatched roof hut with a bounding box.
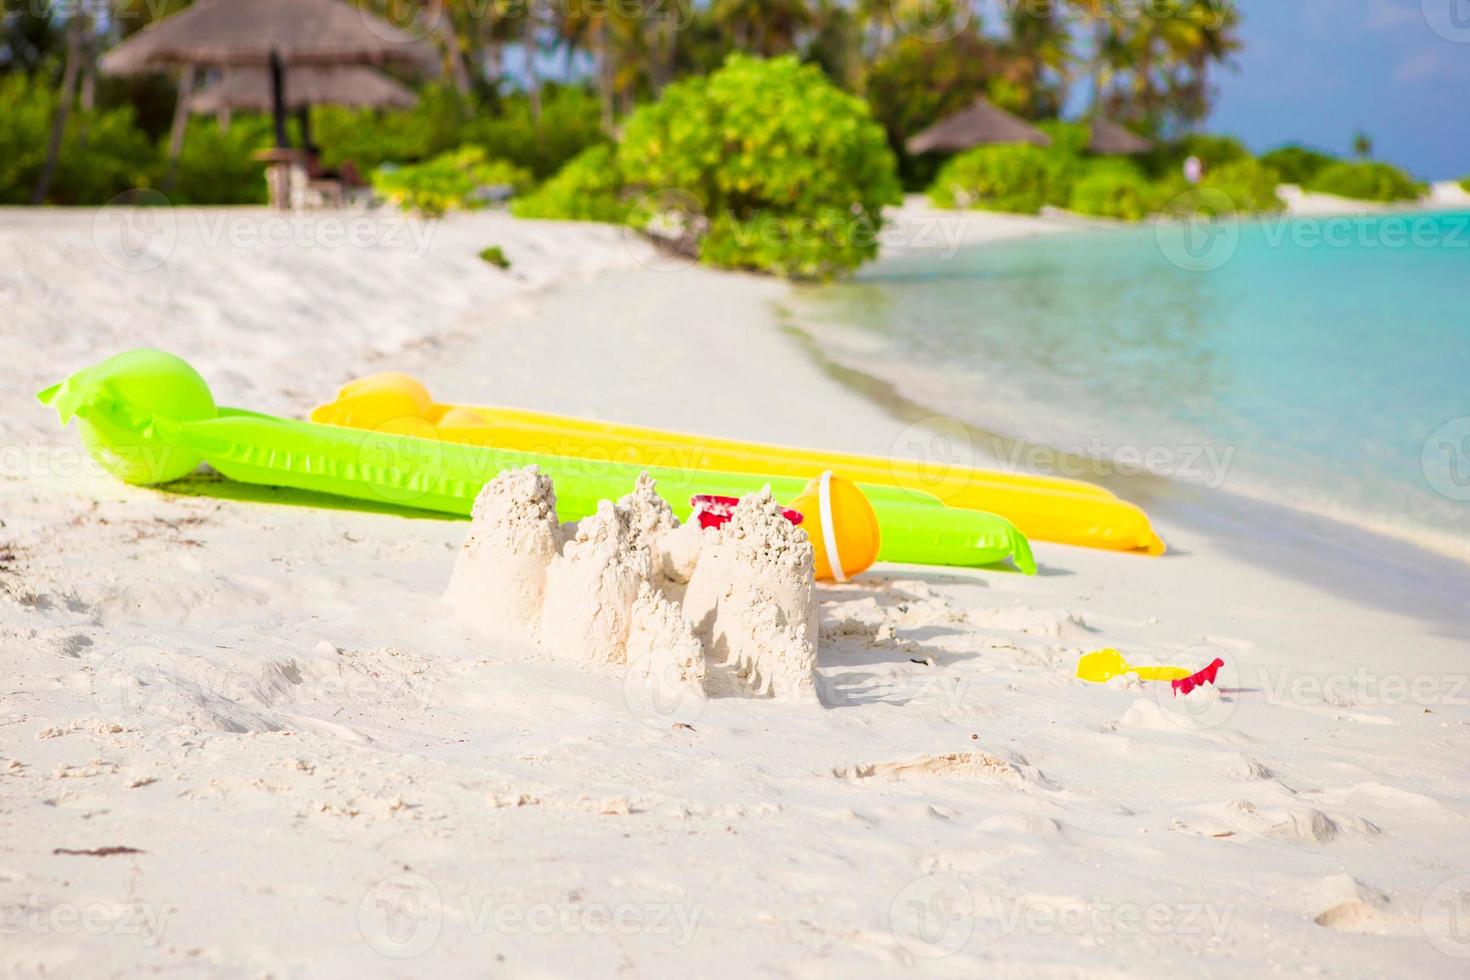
[100,0,435,150]
[191,65,418,113]
[1088,119,1155,155]
[99,0,436,75]
[906,97,1051,155]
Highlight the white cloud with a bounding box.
[1393,49,1443,83]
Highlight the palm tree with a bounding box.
[1072,0,1239,133]
[712,0,813,56]
[998,0,1071,118]
[32,9,90,203]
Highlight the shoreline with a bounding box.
[815,202,1470,574]
[777,309,1470,633]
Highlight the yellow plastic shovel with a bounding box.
[1076,648,1192,684]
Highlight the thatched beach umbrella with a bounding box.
[100,0,435,148]
[191,65,418,114]
[1089,119,1154,156]
[191,65,418,154]
[906,97,1052,156]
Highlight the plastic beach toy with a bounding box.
[1076,649,1192,684]
[788,472,881,583]
[310,372,1166,556]
[690,495,804,529]
[1171,658,1225,697]
[37,348,216,485]
[692,472,882,582]
[40,350,1037,575]
[1077,649,1227,696]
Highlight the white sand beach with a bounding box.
[2,207,1468,977]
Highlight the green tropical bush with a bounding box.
[373,146,532,215]
[0,72,155,204]
[614,53,900,278]
[458,86,607,179]
[1460,175,1470,193]
[1200,158,1284,212]
[1260,145,1336,185]
[928,143,1057,214]
[517,55,900,278]
[1305,161,1426,203]
[169,117,274,205]
[1152,158,1284,216]
[313,83,466,172]
[1067,159,1153,221]
[312,85,604,180]
[1141,132,1249,181]
[1036,120,1091,160]
[510,144,627,223]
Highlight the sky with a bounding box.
[1210,0,1470,178]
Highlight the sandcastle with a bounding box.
[445,467,819,703]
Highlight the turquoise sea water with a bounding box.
[787,210,1470,559]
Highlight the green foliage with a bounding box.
[1036,120,1091,159]
[510,144,628,223]
[373,147,532,216]
[0,72,57,203]
[312,83,467,171]
[1173,133,1250,168]
[169,117,274,205]
[699,208,882,281]
[312,85,605,181]
[1306,161,1426,203]
[863,33,997,189]
[1033,120,1093,205]
[1141,132,1249,181]
[478,245,511,270]
[1461,175,1470,193]
[1067,159,1152,221]
[615,54,901,278]
[0,72,154,204]
[1260,145,1337,186]
[457,86,607,179]
[1152,158,1284,217]
[927,144,1057,214]
[1199,157,1284,213]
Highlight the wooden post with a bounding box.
[163,63,197,192]
[270,50,289,148]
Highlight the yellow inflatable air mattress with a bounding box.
[311,374,1166,555]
